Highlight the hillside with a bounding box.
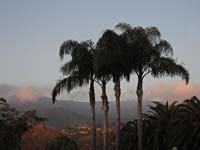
[7,96,151,128]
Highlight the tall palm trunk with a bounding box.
[89,79,96,150]
[101,81,109,150]
[136,77,143,150]
[114,80,121,150]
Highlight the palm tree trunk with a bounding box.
[89,79,96,150]
[101,81,109,150]
[136,78,143,150]
[114,80,121,150]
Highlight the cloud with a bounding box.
[0,84,45,102]
[1,80,200,103]
[16,87,43,102]
[145,81,200,101]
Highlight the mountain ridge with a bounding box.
[6,95,151,129]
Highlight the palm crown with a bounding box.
[52,40,95,102]
[115,23,189,83]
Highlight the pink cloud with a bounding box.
[145,81,200,101]
[16,86,42,102]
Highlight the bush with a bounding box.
[46,136,79,150]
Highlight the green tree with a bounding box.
[46,136,79,150]
[52,40,97,150]
[115,23,190,150]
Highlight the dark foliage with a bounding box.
[119,97,200,150]
[0,98,45,150]
[52,40,95,102]
[46,136,79,150]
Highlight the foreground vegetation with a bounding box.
[0,98,45,150]
[120,96,200,150]
[0,98,79,150]
[1,96,200,150]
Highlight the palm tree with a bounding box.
[174,96,200,149]
[119,120,138,150]
[94,31,124,150]
[115,23,190,150]
[120,101,181,150]
[144,101,180,150]
[52,40,97,150]
[95,29,130,150]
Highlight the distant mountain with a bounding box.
[6,96,151,129]
[42,107,88,128]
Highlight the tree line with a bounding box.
[52,23,190,150]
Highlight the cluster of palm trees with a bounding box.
[120,96,200,150]
[52,23,189,150]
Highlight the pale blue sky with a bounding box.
[0,0,200,100]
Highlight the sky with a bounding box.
[0,0,200,101]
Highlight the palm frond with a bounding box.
[52,75,88,103]
[96,29,131,81]
[59,40,79,60]
[60,61,77,75]
[155,39,173,57]
[151,57,189,84]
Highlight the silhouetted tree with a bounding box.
[120,97,200,150]
[119,101,183,150]
[116,23,190,150]
[174,96,200,150]
[119,120,138,150]
[93,45,111,150]
[143,101,179,150]
[95,29,130,150]
[52,40,97,150]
